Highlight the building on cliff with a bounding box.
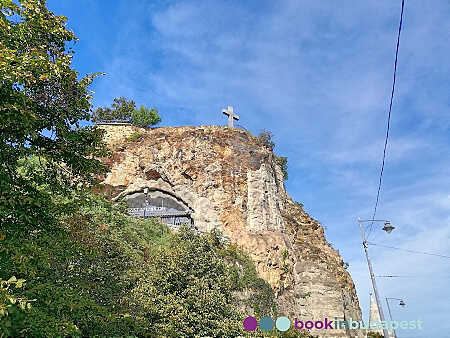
[98,123,366,337]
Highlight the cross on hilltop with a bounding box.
[222,106,239,128]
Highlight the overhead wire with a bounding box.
[377,275,450,278]
[367,241,450,259]
[366,0,405,240]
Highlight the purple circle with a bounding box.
[243,316,258,331]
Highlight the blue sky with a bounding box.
[46,1,450,336]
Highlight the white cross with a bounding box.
[222,106,239,128]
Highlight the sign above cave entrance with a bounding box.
[125,189,193,227]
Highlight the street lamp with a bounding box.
[386,297,405,338]
[382,221,395,234]
[358,218,394,338]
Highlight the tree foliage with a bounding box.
[91,96,136,122]
[257,129,275,149]
[127,228,243,336]
[278,156,289,180]
[1,187,292,337]
[1,191,153,337]
[256,130,289,180]
[92,97,161,128]
[132,105,162,128]
[0,0,109,233]
[367,333,384,338]
[257,129,289,180]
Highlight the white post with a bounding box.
[358,218,390,338]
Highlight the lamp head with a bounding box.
[382,221,395,234]
[399,300,405,307]
[143,186,149,195]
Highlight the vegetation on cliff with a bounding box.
[1,179,315,337]
[92,97,162,128]
[257,130,289,180]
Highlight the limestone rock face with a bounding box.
[98,124,364,337]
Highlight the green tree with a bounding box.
[0,189,154,337]
[127,227,244,337]
[92,97,161,127]
[132,105,161,127]
[257,129,275,149]
[278,156,289,180]
[91,96,136,122]
[0,0,109,232]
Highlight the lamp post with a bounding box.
[386,298,405,338]
[358,218,395,338]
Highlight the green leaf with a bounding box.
[15,279,26,288]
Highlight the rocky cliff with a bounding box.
[98,124,364,337]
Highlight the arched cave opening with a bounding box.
[125,189,194,227]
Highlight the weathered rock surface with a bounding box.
[98,124,364,337]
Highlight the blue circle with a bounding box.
[276,317,291,331]
[259,316,274,331]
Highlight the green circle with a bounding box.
[259,316,274,331]
[276,317,291,331]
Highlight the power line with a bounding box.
[367,241,450,259]
[367,0,405,239]
[377,275,450,278]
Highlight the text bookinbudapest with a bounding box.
[294,317,423,331]
[242,316,423,332]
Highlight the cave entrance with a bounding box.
[125,188,194,228]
